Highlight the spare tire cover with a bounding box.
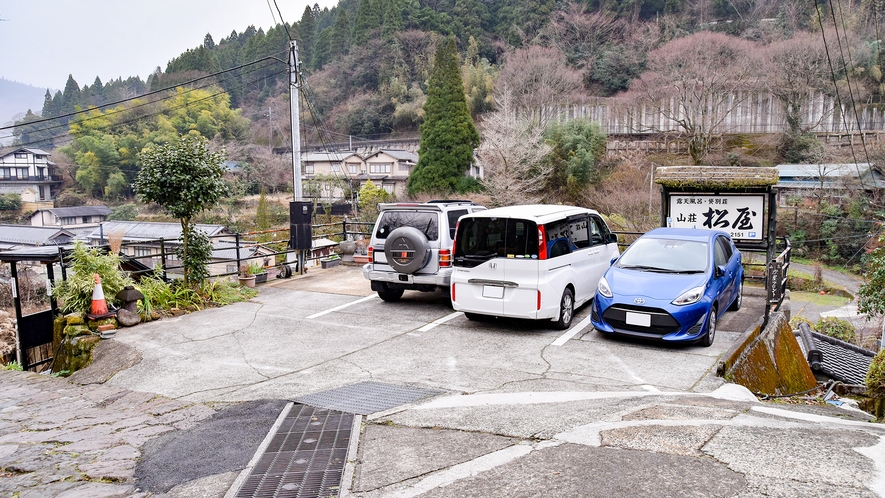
[384,226,431,274]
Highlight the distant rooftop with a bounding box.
[655,166,780,189]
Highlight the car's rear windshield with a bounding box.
[454,217,538,265]
[375,211,440,241]
[618,238,709,272]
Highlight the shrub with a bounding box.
[54,242,133,314]
[867,349,885,397]
[0,194,22,211]
[815,316,856,343]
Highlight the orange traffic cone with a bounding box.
[91,274,109,316]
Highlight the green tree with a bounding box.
[544,119,608,202]
[858,236,885,318]
[461,36,496,117]
[61,74,82,115]
[382,0,404,39]
[352,0,381,46]
[298,6,316,67]
[358,179,390,221]
[134,135,228,286]
[408,36,479,196]
[256,186,270,231]
[330,9,352,59]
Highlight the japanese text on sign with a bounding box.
[667,194,764,240]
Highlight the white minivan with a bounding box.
[450,205,619,329]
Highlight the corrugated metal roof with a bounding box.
[37,206,112,217]
[776,163,873,178]
[82,221,227,241]
[366,149,418,162]
[0,225,74,246]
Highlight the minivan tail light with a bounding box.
[537,226,547,260]
[367,246,374,263]
[439,249,452,268]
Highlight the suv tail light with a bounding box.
[439,248,452,268]
[537,225,548,260]
[367,246,374,263]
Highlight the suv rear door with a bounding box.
[372,208,441,274]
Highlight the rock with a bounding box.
[116,309,141,327]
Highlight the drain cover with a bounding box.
[294,381,443,415]
[235,404,352,498]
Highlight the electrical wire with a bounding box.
[11,69,287,151]
[0,56,285,133]
[7,58,285,141]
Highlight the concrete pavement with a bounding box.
[1,264,884,497]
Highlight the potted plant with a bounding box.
[320,253,340,269]
[249,262,268,284]
[238,265,256,288]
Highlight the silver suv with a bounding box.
[362,200,486,301]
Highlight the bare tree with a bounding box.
[625,31,762,164]
[539,3,623,69]
[763,31,838,135]
[494,45,583,127]
[476,87,552,207]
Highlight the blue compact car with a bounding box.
[591,227,743,347]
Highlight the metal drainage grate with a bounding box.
[236,404,353,498]
[294,381,444,415]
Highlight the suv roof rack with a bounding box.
[426,199,476,204]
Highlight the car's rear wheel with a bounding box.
[553,288,574,330]
[377,287,404,302]
[700,306,717,347]
[729,280,743,311]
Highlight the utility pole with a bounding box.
[268,106,272,152]
[289,39,302,201]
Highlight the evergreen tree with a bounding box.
[330,9,352,58]
[408,36,479,195]
[352,0,381,47]
[204,33,215,49]
[91,76,105,105]
[382,0,404,39]
[41,90,54,118]
[298,6,316,68]
[61,75,81,114]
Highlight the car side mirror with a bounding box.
[715,265,726,278]
[610,256,619,266]
[606,233,618,244]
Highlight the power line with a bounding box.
[7,59,284,141]
[0,56,286,133]
[11,69,286,150]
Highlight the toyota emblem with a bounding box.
[634,298,646,305]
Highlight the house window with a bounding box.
[348,164,358,174]
[16,168,28,179]
[82,216,89,223]
[134,247,152,257]
[331,163,341,172]
[383,184,394,194]
[370,163,392,174]
[304,163,314,174]
[399,162,411,172]
[0,168,9,179]
[60,217,77,225]
[14,153,27,159]
[35,154,46,160]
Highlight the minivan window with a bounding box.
[545,219,573,259]
[454,217,538,266]
[375,211,439,241]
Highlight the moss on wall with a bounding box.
[723,312,817,395]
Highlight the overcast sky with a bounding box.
[0,0,338,90]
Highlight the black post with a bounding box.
[235,233,242,273]
[9,262,22,366]
[159,239,168,282]
[58,247,67,281]
[46,260,57,316]
[343,218,348,240]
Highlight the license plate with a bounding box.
[625,311,651,327]
[483,285,504,299]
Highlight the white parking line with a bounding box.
[550,315,592,346]
[306,294,377,319]
[417,311,463,332]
